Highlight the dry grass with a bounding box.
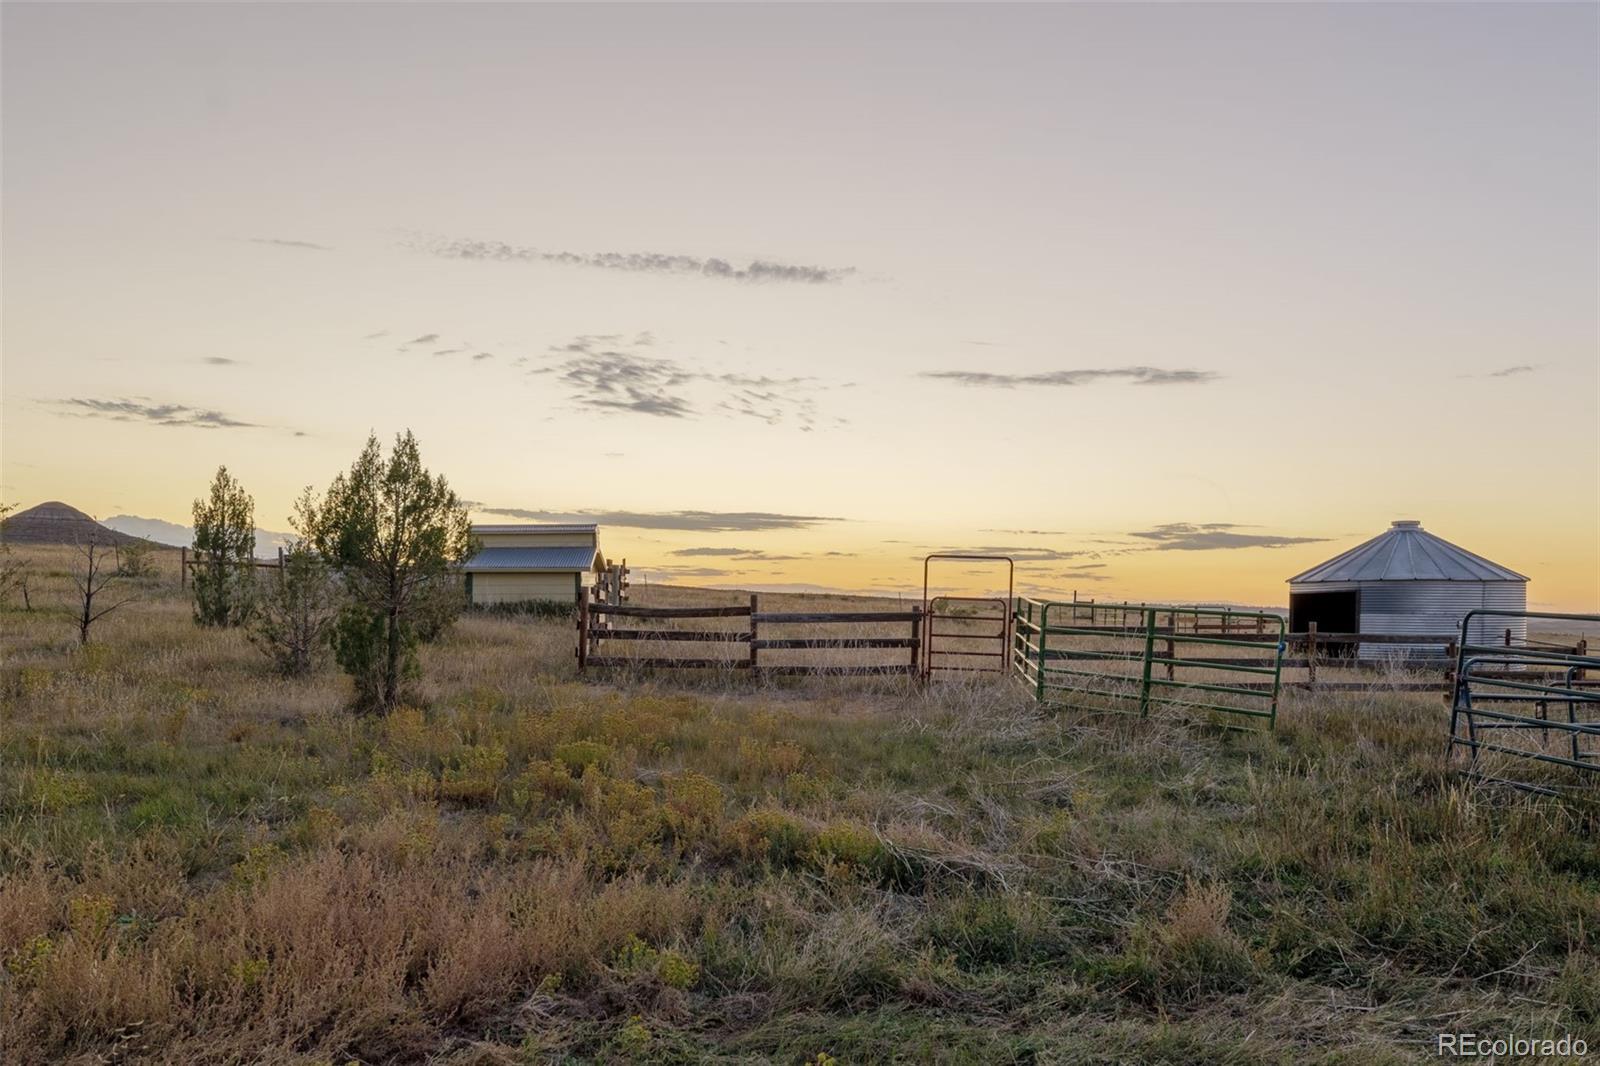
[1,546,1596,1064]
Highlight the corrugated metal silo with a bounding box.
[1286,520,1528,660]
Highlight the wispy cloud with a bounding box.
[49,397,262,429]
[245,237,330,251]
[374,331,502,366]
[922,367,1219,388]
[471,506,843,533]
[541,341,696,418]
[636,564,733,579]
[405,233,855,285]
[538,334,821,425]
[1036,568,1113,583]
[1128,522,1327,551]
[924,545,1096,562]
[671,547,803,561]
[1461,364,1542,379]
[202,357,244,366]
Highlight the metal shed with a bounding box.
[1286,520,1528,659]
[462,524,604,605]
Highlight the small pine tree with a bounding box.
[117,540,155,578]
[302,431,475,711]
[248,492,340,676]
[192,466,256,627]
[409,571,470,644]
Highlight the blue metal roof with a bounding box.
[463,546,600,572]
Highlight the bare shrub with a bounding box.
[68,535,136,645]
[0,502,30,609]
[116,540,155,578]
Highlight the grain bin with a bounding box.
[1286,520,1528,660]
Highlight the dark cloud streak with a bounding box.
[472,506,843,532]
[406,233,854,284]
[245,237,330,251]
[50,398,261,429]
[922,367,1219,388]
[1128,523,1327,551]
[541,334,820,424]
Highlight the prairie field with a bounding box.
[1,546,1597,1065]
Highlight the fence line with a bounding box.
[577,592,923,678]
[179,547,285,587]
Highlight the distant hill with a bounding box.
[103,514,296,556]
[1,501,159,547]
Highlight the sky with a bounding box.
[2,2,1596,609]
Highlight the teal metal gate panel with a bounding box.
[1013,598,1285,730]
[1448,609,1599,794]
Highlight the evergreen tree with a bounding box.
[192,466,256,627]
[248,489,340,677]
[302,432,474,711]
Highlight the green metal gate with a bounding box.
[1013,598,1285,729]
[1448,608,1599,794]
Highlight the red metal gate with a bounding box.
[922,554,1014,678]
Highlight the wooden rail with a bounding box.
[179,546,285,587]
[577,592,923,678]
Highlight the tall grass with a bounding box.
[0,546,1595,1063]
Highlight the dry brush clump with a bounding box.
[0,549,1596,1063]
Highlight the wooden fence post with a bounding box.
[911,605,923,678]
[277,546,285,583]
[1307,622,1318,688]
[749,594,759,674]
[180,546,187,588]
[576,587,589,673]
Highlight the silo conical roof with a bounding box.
[1286,520,1527,584]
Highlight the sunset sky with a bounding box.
[3,3,1596,609]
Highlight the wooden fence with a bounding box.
[179,547,285,587]
[1283,624,1460,692]
[571,589,1586,697]
[591,559,630,607]
[577,592,923,678]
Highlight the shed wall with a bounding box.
[470,572,580,605]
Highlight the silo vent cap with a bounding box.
[1391,519,1421,529]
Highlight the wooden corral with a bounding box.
[577,590,924,678]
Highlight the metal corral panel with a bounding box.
[463,546,600,571]
[1351,581,1527,661]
